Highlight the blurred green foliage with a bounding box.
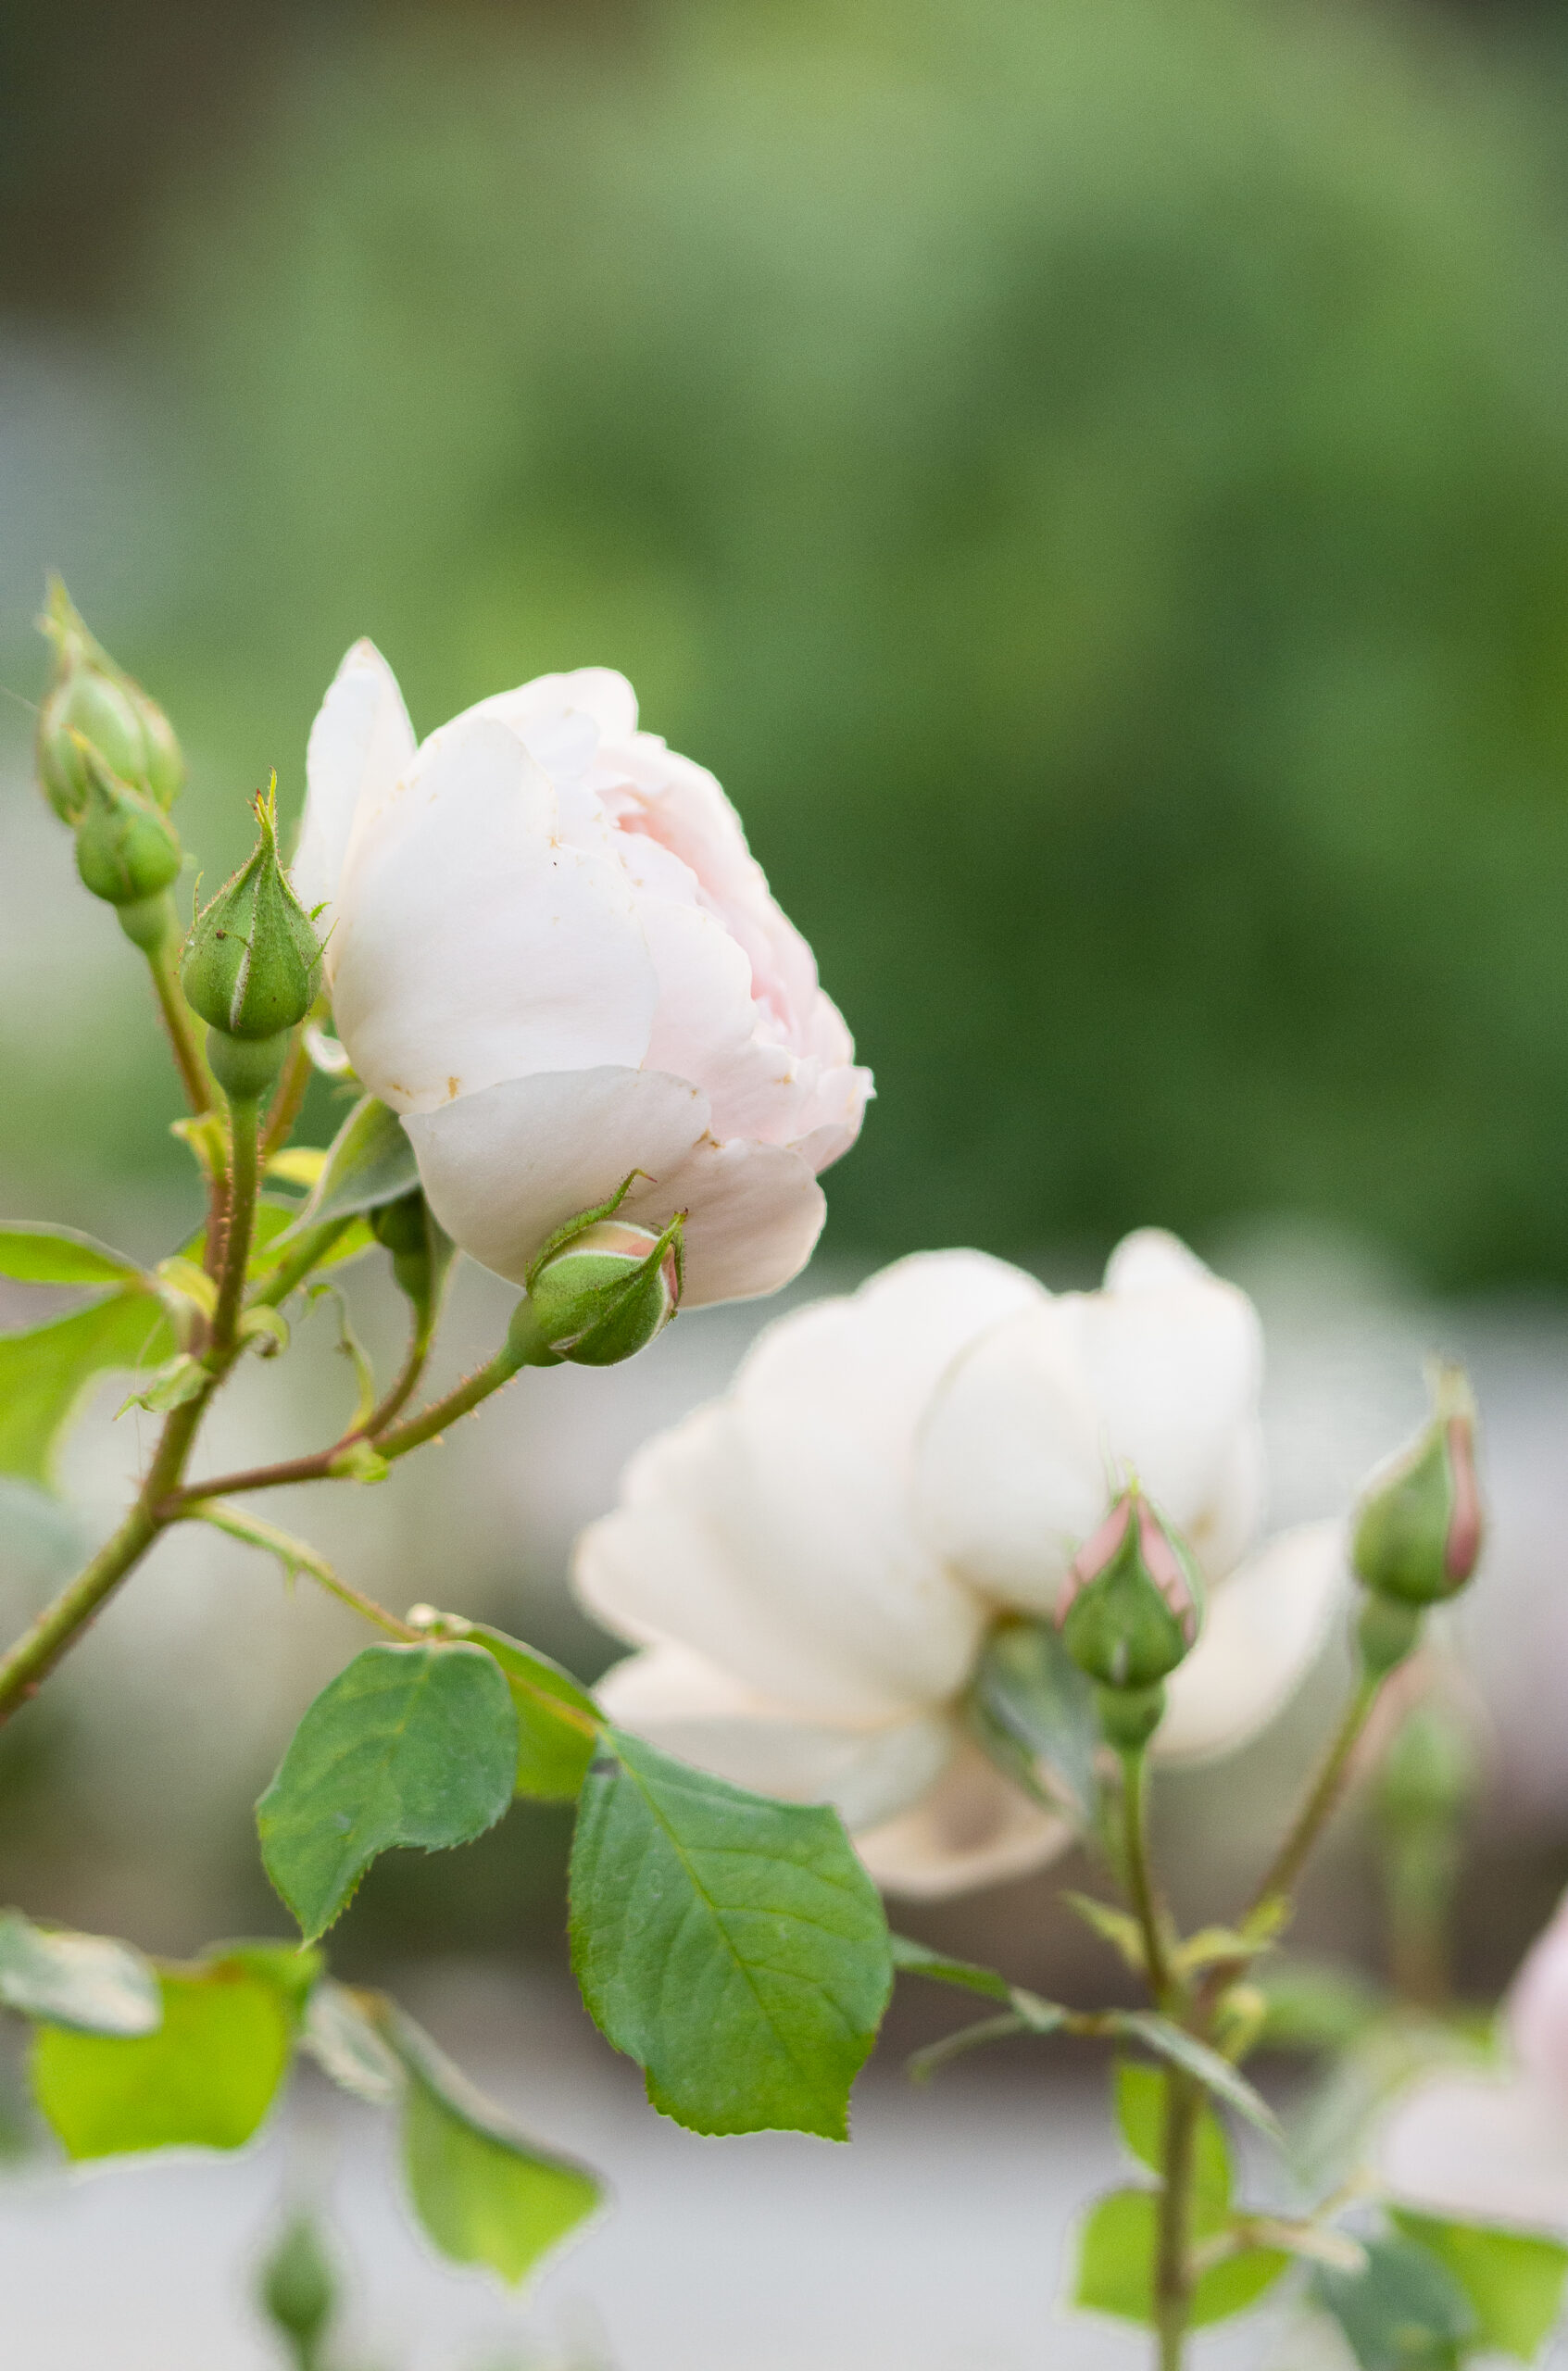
[12,0,1568,1285]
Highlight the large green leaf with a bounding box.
[570,1727,892,2139]
[389,2008,600,2285]
[257,1644,518,1941]
[31,1957,294,2156]
[0,1225,144,1287]
[463,1624,598,1800]
[1074,2188,1288,2329]
[1391,2211,1568,2363]
[969,1616,1101,1821]
[0,1910,161,2037]
[0,1288,171,1487]
[1315,2235,1477,2370]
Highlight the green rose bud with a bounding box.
[370,1187,454,1325]
[1352,1364,1483,1610]
[257,2210,336,2359]
[70,737,182,911]
[521,1215,683,1368]
[35,577,182,825]
[1059,1487,1204,1695]
[182,780,324,1092]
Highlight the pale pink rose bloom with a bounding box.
[576,1231,1347,1897]
[1378,1893,1568,2234]
[294,643,870,1307]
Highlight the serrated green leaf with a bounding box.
[1315,2234,1477,2370]
[0,1910,161,2036]
[889,1934,1013,2002]
[0,1224,144,1287]
[301,1979,405,2105]
[257,1644,518,1941]
[1074,2188,1288,2328]
[1391,2211,1568,2362]
[283,1097,419,1235]
[570,1727,892,2139]
[1117,2013,1280,2139]
[31,1958,293,2157]
[387,2007,600,2285]
[971,1617,1101,1821]
[461,1625,598,1800]
[0,1288,171,1487]
[1115,2061,1231,2218]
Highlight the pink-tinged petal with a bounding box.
[614,1135,826,1308]
[855,1739,1073,1900]
[405,1066,710,1285]
[595,1643,954,1831]
[1510,1895,1568,2108]
[914,1299,1107,1615]
[1377,2070,1568,2234]
[330,715,658,1113]
[575,1253,1038,1721]
[295,640,416,951]
[1154,1520,1348,1762]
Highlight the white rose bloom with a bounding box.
[1376,1893,1568,2233]
[575,1230,1348,1897]
[294,642,871,1306]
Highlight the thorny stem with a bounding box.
[210,1093,261,1353]
[145,935,213,1115]
[1154,2073,1199,2371]
[1247,1669,1383,1923]
[1120,1747,1176,2007]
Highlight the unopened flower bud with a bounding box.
[70,738,182,910]
[35,577,182,825]
[1059,1488,1204,1694]
[182,781,324,1094]
[1352,1365,1483,1610]
[370,1187,453,1323]
[521,1217,683,1368]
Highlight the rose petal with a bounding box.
[295,639,416,948]
[405,1065,709,1281]
[855,1739,1073,1900]
[1154,1519,1348,1762]
[596,1643,954,1831]
[616,1135,827,1308]
[330,715,659,1112]
[1377,2069,1568,2234]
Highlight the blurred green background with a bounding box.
[6,0,1568,1287]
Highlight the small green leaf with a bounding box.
[570,1728,892,2139]
[1074,2188,1288,2328]
[257,1644,519,1941]
[31,1958,294,2157]
[461,1625,599,1800]
[0,1288,171,1487]
[1315,2234,1477,2371]
[388,2007,601,2285]
[1115,2061,1231,2217]
[0,1910,160,2037]
[970,1617,1101,1820]
[284,1097,419,1235]
[301,1978,405,2105]
[154,1254,219,1320]
[1117,2013,1280,2139]
[0,1224,144,1287]
[889,1934,1013,2002]
[1391,2211,1568,2362]
[1062,1891,1148,1974]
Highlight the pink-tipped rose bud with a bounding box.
[1058,1487,1205,1694]
[1352,1363,1483,1610]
